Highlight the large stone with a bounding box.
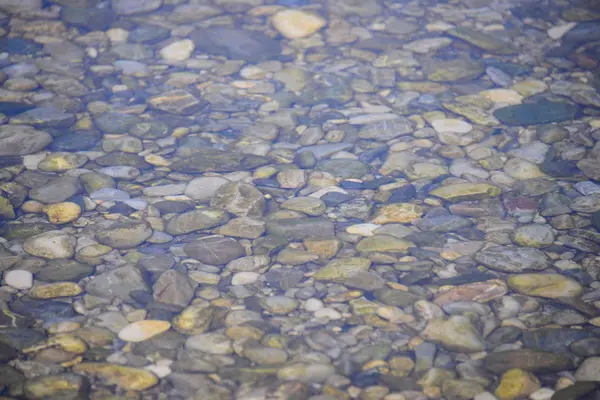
[10,107,75,128]
[429,183,501,203]
[189,27,282,62]
[271,9,326,39]
[72,363,158,391]
[148,90,206,115]
[512,224,555,247]
[29,177,82,204]
[266,217,335,240]
[210,181,265,218]
[421,316,485,353]
[447,27,517,54]
[23,230,76,259]
[483,350,574,373]
[494,99,579,126]
[112,0,162,15]
[507,273,583,299]
[165,208,230,236]
[0,125,52,156]
[423,57,485,82]
[170,148,269,173]
[575,357,600,381]
[85,265,149,302]
[474,246,550,272]
[313,257,371,282]
[184,236,245,265]
[23,374,90,400]
[95,221,153,249]
[495,369,540,400]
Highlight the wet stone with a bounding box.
[474,246,550,272]
[85,265,150,303]
[95,221,153,249]
[10,107,75,128]
[266,217,335,240]
[9,299,75,322]
[316,159,371,179]
[49,130,101,152]
[0,38,43,54]
[0,125,52,156]
[494,99,579,125]
[170,148,269,173]
[184,236,245,265]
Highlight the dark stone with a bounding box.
[95,152,151,169]
[0,155,23,167]
[404,231,446,247]
[522,328,594,353]
[9,299,76,321]
[0,365,25,393]
[494,99,579,126]
[321,192,354,206]
[170,148,270,173]
[562,21,600,44]
[388,184,417,203]
[541,158,580,178]
[0,342,18,362]
[108,202,136,215]
[416,215,473,232]
[49,130,102,151]
[0,222,56,240]
[0,102,36,116]
[153,200,195,215]
[551,382,600,400]
[35,260,95,282]
[0,38,42,54]
[484,60,531,76]
[569,337,600,356]
[10,107,76,128]
[266,217,335,240]
[189,27,282,62]
[379,375,421,391]
[592,210,600,232]
[61,6,117,31]
[0,328,46,350]
[129,24,171,44]
[264,269,305,291]
[434,272,498,286]
[183,236,245,265]
[483,349,575,373]
[485,326,522,349]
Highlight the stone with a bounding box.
[372,203,423,224]
[189,27,281,63]
[575,357,600,381]
[172,302,214,335]
[23,230,76,259]
[112,0,162,15]
[184,236,245,265]
[184,177,229,202]
[216,217,265,239]
[261,296,299,314]
[11,107,76,128]
[504,158,545,180]
[281,197,326,216]
[60,6,117,31]
[210,182,265,218]
[271,9,326,39]
[72,363,158,391]
[148,90,206,115]
[186,332,232,355]
[507,274,583,299]
[42,202,81,224]
[171,148,269,173]
[483,350,574,373]
[85,265,149,303]
[474,246,550,273]
[165,208,230,236]
[36,260,94,282]
[160,40,195,62]
[416,215,472,232]
[512,224,555,247]
[0,125,52,156]
[266,217,334,239]
[153,270,194,307]
[356,235,413,253]
[447,28,516,54]
[277,363,335,383]
[358,118,414,140]
[494,99,579,126]
[316,159,370,179]
[244,345,288,365]
[404,37,452,54]
[430,183,501,203]
[433,280,507,306]
[95,221,152,249]
[118,320,171,343]
[423,57,485,82]
[442,379,486,400]
[431,118,473,134]
[313,257,371,281]
[4,270,33,290]
[23,373,90,400]
[29,177,82,204]
[495,369,541,400]
[29,282,82,299]
[421,316,484,353]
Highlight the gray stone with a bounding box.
[316,159,370,179]
[474,246,550,272]
[86,265,150,302]
[184,236,245,265]
[189,27,281,63]
[0,126,52,156]
[95,221,153,249]
[165,209,230,236]
[112,0,162,15]
[153,270,195,307]
[266,218,335,240]
[210,181,265,218]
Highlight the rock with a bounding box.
[4,270,33,290]
[60,6,117,31]
[504,158,545,180]
[0,125,52,156]
[495,369,541,400]
[95,221,152,249]
[11,107,75,128]
[29,282,82,299]
[431,118,473,134]
[112,0,162,15]
[372,203,423,224]
[277,362,335,383]
[35,260,94,282]
[474,246,550,273]
[244,345,288,365]
[523,328,592,353]
[86,265,149,302]
[165,208,230,236]
[118,320,171,343]
[442,379,486,400]
[266,217,334,239]
[430,183,501,203]
[316,159,370,179]
[375,287,421,306]
[72,363,158,391]
[404,37,452,54]
[153,270,194,307]
[216,217,265,239]
[261,296,299,314]
[434,280,507,306]
[29,177,82,204]
[313,257,371,281]
[494,99,579,126]
[356,235,413,253]
[281,197,326,216]
[0,0,41,12]
[148,90,206,115]
[271,9,326,39]
[172,302,214,335]
[42,202,81,224]
[507,274,583,299]
[483,350,574,373]
[23,230,76,259]
[184,235,245,265]
[160,40,195,62]
[416,215,472,232]
[358,118,414,140]
[327,0,381,17]
[575,357,600,381]
[210,181,266,218]
[171,147,269,173]
[23,373,90,400]
[447,27,516,54]
[512,224,555,247]
[423,57,485,82]
[186,332,232,355]
[184,177,229,202]
[421,316,485,353]
[189,27,282,62]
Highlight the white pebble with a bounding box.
[304,298,324,312]
[4,270,33,290]
[529,388,554,400]
[231,272,259,286]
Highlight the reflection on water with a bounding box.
[0,0,600,398]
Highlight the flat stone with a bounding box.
[35,259,94,282]
[372,203,423,224]
[423,57,485,82]
[431,118,473,134]
[29,282,82,299]
[165,208,230,236]
[277,362,335,383]
[23,230,76,259]
[61,6,117,31]
[421,316,485,353]
[172,302,214,335]
[112,0,162,15]
[184,176,229,202]
[29,177,82,204]
[11,107,75,128]
[153,270,194,307]
[523,328,592,353]
[23,373,90,400]
[416,215,472,232]
[148,90,206,115]
[4,270,33,290]
[244,345,288,365]
[118,320,171,343]
[186,332,232,355]
[434,280,507,306]
[430,183,501,203]
[404,37,452,54]
[356,235,413,253]
[483,350,574,373]
[85,265,149,303]
[95,221,152,249]
[495,369,540,400]
[507,273,583,299]
[271,9,326,39]
[512,224,555,247]
[260,296,299,314]
[316,159,370,179]
[494,99,579,126]
[281,197,326,216]
[72,363,158,391]
[313,257,371,282]
[160,40,195,62]
[448,27,517,54]
[0,125,52,156]
[170,148,269,173]
[358,117,414,140]
[474,246,550,272]
[575,357,600,381]
[184,236,245,265]
[211,181,265,218]
[266,217,334,240]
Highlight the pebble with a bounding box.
[495,369,541,400]
[271,9,327,39]
[4,270,33,290]
[507,274,583,299]
[72,363,158,391]
[118,320,171,343]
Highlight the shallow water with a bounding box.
[0,0,600,399]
